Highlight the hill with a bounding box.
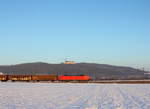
[0,62,149,80]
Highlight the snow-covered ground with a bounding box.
[0,83,150,109]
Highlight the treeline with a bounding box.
[0,62,149,80]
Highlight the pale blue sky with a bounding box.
[0,0,150,70]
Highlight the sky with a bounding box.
[0,0,150,70]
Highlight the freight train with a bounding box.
[0,74,91,82]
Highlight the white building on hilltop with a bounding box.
[63,61,76,64]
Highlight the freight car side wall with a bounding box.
[0,75,8,81]
[32,75,58,81]
[8,75,32,81]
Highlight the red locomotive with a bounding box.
[58,75,91,81]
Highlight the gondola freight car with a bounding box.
[32,75,57,81]
[0,75,8,81]
[8,75,32,81]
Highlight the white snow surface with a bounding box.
[0,83,150,109]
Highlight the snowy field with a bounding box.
[0,83,150,109]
